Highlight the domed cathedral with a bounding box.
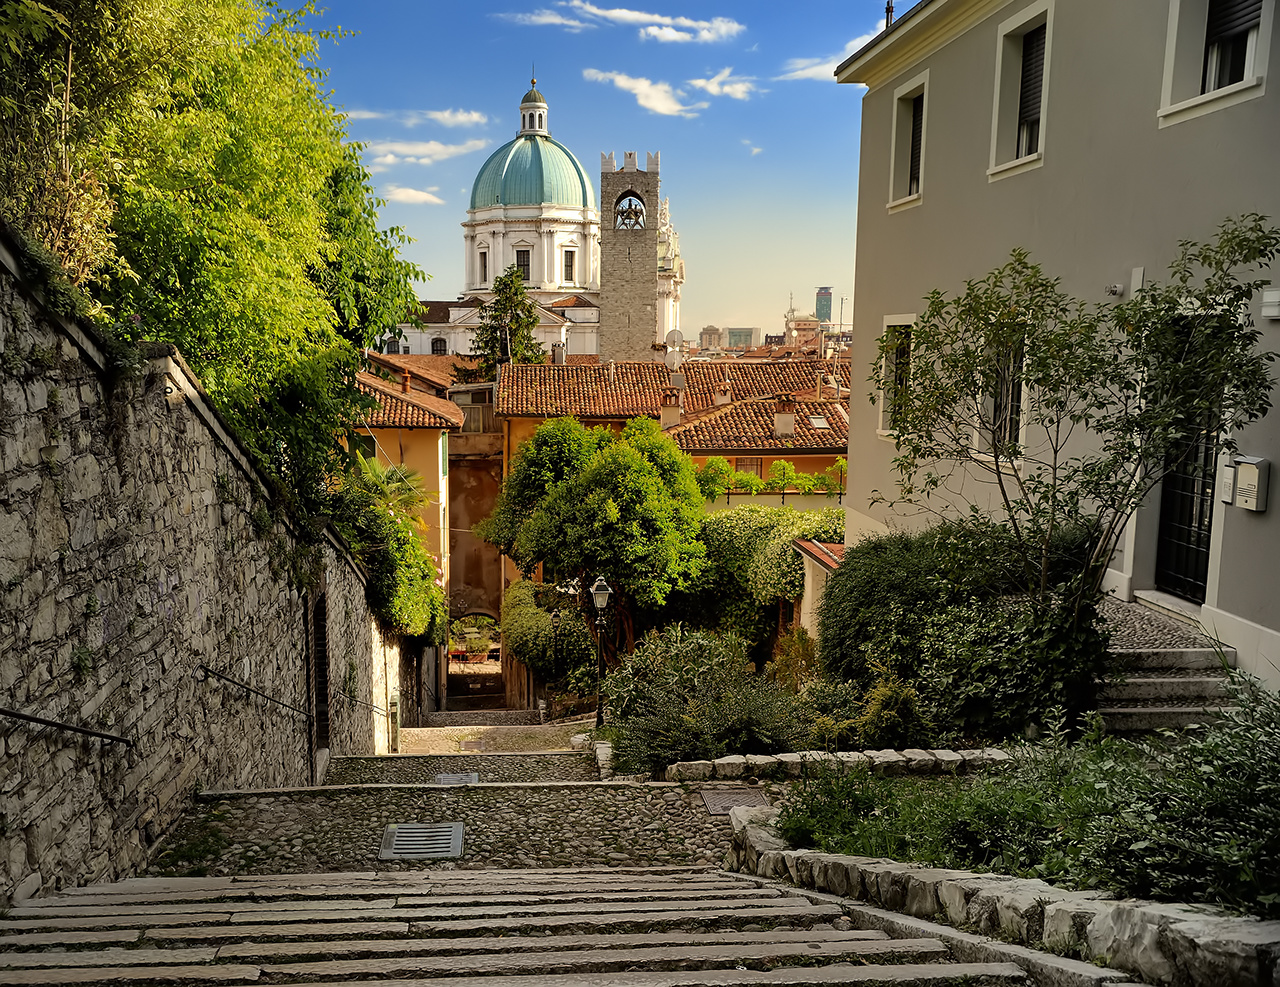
[461,81,602,355]
[599,152,685,362]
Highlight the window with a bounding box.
[401,345,411,355]
[1203,0,1263,91]
[431,337,447,355]
[989,2,1052,180]
[479,250,487,283]
[1159,0,1271,126]
[515,249,531,280]
[735,457,762,478]
[1017,25,1046,156]
[889,71,928,208]
[878,323,912,433]
[537,112,543,129]
[563,249,575,283]
[441,433,448,477]
[808,415,830,429]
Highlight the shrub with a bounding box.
[776,677,1280,919]
[500,580,595,687]
[800,678,863,751]
[766,625,820,691]
[604,624,750,720]
[854,676,930,749]
[328,487,445,639]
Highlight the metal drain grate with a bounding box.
[701,788,772,816]
[379,822,464,859]
[434,772,479,785]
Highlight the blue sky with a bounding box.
[310,1,888,332]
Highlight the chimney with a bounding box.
[660,387,681,429]
[715,373,732,406]
[551,342,566,365]
[608,360,616,385]
[401,371,413,394]
[774,392,796,438]
[815,369,823,401]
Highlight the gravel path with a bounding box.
[327,753,600,784]
[154,784,741,875]
[1101,597,1217,650]
[400,723,584,753]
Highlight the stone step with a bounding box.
[1099,704,1228,732]
[1098,674,1231,702]
[1107,647,1233,670]
[267,965,1029,986]
[1,965,262,984]
[27,880,758,908]
[0,948,218,969]
[211,929,890,963]
[260,937,951,980]
[10,887,784,919]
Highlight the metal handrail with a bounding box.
[0,706,133,746]
[198,664,310,718]
[337,691,387,717]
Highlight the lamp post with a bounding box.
[589,576,613,728]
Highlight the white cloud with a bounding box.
[582,68,708,117]
[775,20,884,81]
[362,139,491,166]
[514,1,746,42]
[687,67,759,100]
[495,9,592,30]
[384,185,445,205]
[741,139,762,156]
[344,109,387,120]
[407,109,488,128]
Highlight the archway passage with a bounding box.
[446,610,505,713]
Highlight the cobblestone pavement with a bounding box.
[399,723,585,753]
[153,783,759,875]
[327,753,600,784]
[1101,597,1216,649]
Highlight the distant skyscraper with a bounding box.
[815,287,833,324]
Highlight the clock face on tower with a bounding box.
[614,194,646,230]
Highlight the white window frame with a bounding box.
[876,315,916,438]
[478,249,488,285]
[1158,0,1273,128]
[887,70,929,212]
[988,0,1053,182]
[563,246,577,285]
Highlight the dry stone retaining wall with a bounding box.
[0,234,405,904]
[726,807,1280,987]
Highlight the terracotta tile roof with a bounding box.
[667,398,848,453]
[369,353,481,391]
[682,359,851,413]
[355,372,465,429]
[793,539,846,572]
[547,294,599,309]
[497,362,670,418]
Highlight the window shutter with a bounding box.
[1206,0,1263,43]
[1018,24,1047,125]
[908,94,924,187]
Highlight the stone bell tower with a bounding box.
[599,151,661,362]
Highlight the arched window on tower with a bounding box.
[537,112,543,129]
[431,337,447,355]
[615,192,646,230]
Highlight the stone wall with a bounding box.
[0,233,403,903]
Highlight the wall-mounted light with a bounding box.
[1104,284,1125,297]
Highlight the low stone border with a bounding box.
[569,734,649,783]
[664,747,1011,781]
[726,806,1280,987]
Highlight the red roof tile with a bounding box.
[497,362,669,418]
[682,360,851,413]
[793,539,846,571]
[355,372,464,429]
[368,353,481,391]
[547,294,599,309]
[667,398,848,453]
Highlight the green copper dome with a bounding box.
[522,86,546,104]
[469,135,595,210]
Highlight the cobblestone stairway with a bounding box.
[0,868,1028,985]
[1098,598,1236,732]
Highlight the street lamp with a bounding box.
[589,576,613,727]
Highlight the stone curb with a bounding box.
[662,747,1011,782]
[723,807,1280,987]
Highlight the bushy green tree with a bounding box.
[478,416,705,649]
[457,263,543,383]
